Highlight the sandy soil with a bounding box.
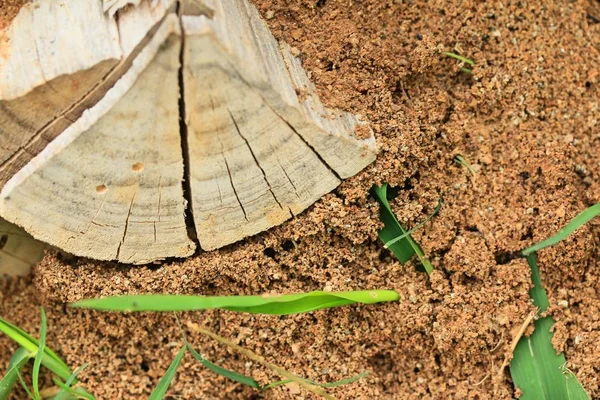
[2,0,600,398]
[0,0,26,30]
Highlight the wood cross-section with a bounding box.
[0,0,376,264]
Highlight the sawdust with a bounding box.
[2,0,600,398]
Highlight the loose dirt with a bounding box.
[0,0,27,30]
[2,0,600,398]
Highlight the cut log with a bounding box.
[0,0,377,264]
[0,217,45,277]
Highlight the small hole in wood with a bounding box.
[96,184,108,194]
[132,162,144,172]
[0,235,7,251]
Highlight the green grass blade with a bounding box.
[32,308,47,399]
[443,51,474,66]
[372,184,434,274]
[52,378,96,400]
[148,346,186,400]
[0,348,32,400]
[0,317,67,371]
[54,364,89,400]
[522,203,600,256]
[382,199,442,248]
[184,326,367,391]
[71,290,399,314]
[185,338,261,389]
[509,254,589,399]
[17,372,34,399]
[454,155,476,176]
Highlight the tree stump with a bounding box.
[0,0,376,264]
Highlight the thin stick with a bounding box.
[496,309,537,380]
[186,321,336,400]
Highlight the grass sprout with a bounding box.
[443,51,474,73]
[70,289,399,314]
[372,183,435,274]
[454,155,476,176]
[509,203,600,399]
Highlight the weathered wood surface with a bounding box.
[1,16,193,264]
[0,217,45,277]
[0,0,377,264]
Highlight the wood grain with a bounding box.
[0,0,377,263]
[1,19,194,264]
[0,217,45,277]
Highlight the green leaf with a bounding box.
[0,348,32,400]
[372,184,434,274]
[509,254,589,399]
[54,364,89,400]
[522,203,600,256]
[148,346,186,400]
[32,308,47,399]
[70,290,400,314]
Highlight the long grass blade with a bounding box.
[372,184,434,274]
[70,290,399,314]
[148,346,186,400]
[0,348,32,400]
[179,319,367,391]
[522,203,600,256]
[32,308,47,399]
[185,322,334,399]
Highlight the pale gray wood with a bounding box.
[0,217,45,277]
[0,0,377,263]
[0,19,193,264]
[183,35,341,250]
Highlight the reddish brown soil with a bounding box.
[2,0,600,398]
[0,0,27,30]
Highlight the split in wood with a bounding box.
[0,0,376,264]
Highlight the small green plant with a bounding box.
[453,155,476,176]
[510,203,600,399]
[443,51,474,73]
[372,183,439,274]
[0,307,93,400]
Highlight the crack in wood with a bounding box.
[177,3,200,249]
[221,150,249,223]
[115,191,136,260]
[214,56,344,182]
[227,108,290,216]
